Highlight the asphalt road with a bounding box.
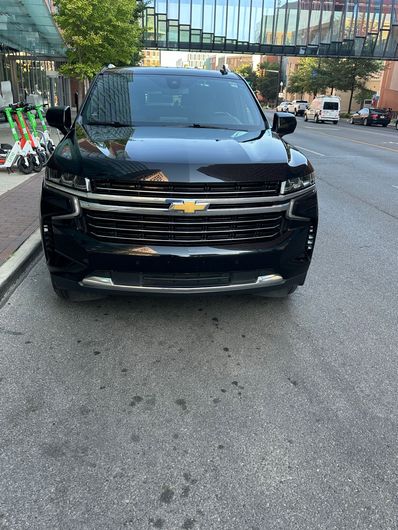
[1,117,398,530]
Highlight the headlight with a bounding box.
[280,173,315,194]
[46,168,87,191]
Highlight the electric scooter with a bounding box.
[35,104,55,155]
[10,104,43,172]
[0,106,33,174]
[23,104,49,165]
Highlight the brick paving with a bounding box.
[0,171,43,266]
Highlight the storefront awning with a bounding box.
[0,0,65,58]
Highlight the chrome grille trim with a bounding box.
[80,200,290,216]
[88,231,281,244]
[45,181,315,204]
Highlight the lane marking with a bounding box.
[393,185,398,189]
[295,145,325,156]
[304,126,340,131]
[298,128,398,154]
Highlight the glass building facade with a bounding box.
[142,0,398,58]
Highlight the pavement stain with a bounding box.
[93,350,101,355]
[131,433,140,442]
[182,518,196,529]
[149,518,165,529]
[130,395,143,407]
[183,472,197,485]
[41,442,66,459]
[79,405,90,416]
[181,485,190,498]
[175,398,187,411]
[159,486,174,504]
[212,398,221,404]
[288,377,298,387]
[0,327,23,336]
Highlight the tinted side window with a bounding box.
[323,102,339,110]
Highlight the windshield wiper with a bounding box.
[85,120,131,127]
[187,123,248,131]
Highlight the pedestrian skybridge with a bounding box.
[142,0,398,58]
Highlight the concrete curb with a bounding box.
[0,228,42,299]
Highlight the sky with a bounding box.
[160,51,189,66]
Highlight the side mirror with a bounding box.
[272,112,297,137]
[46,106,72,135]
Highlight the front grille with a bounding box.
[92,180,280,198]
[84,210,283,245]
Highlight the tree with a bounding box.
[235,65,257,89]
[287,58,330,98]
[256,61,279,103]
[55,0,143,81]
[354,84,374,106]
[330,59,382,112]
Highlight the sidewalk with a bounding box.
[0,170,43,267]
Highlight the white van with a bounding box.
[304,96,340,124]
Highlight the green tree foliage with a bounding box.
[55,0,143,80]
[354,84,374,105]
[287,58,330,97]
[235,65,257,88]
[287,57,382,111]
[256,61,279,102]
[330,59,382,112]
[235,62,279,103]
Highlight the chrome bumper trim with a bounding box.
[80,273,285,294]
[79,200,290,216]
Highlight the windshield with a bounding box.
[324,102,339,110]
[81,72,266,131]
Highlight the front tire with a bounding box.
[364,118,370,126]
[333,120,338,125]
[350,117,354,124]
[17,156,33,174]
[304,113,308,121]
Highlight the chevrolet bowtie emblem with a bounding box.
[168,200,210,214]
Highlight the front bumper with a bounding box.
[41,184,318,294]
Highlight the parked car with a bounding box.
[42,67,318,299]
[276,101,291,112]
[287,100,308,116]
[350,107,391,127]
[304,95,340,124]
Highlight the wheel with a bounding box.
[30,154,43,172]
[396,121,398,130]
[364,118,370,126]
[38,150,48,165]
[304,113,308,121]
[350,117,354,124]
[294,110,297,116]
[333,121,338,125]
[47,141,55,155]
[0,143,12,150]
[382,123,387,127]
[17,156,33,174]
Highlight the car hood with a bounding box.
[52,122,312,184]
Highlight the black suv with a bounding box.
[42,67,318,298]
